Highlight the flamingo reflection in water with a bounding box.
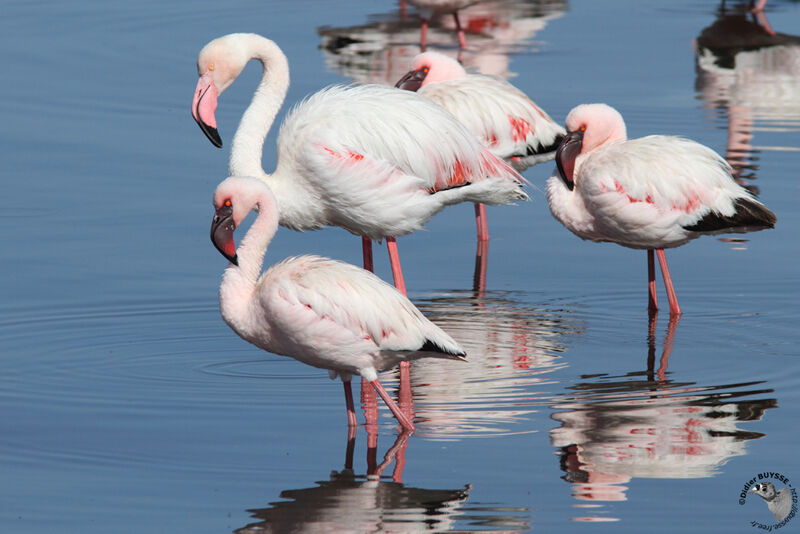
[234,427,530,533]
[318,0,567,85]
[695,1,800,193]
[549,315,777,521]
[400,291,582,439]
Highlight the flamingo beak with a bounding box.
[192,72,223,148]
[555,130,583,190]
[395,68,428,91]
[211,204,238,265]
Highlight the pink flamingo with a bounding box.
[547,103,776,316]
[210,176,467,432]
[191,33,526,294]
[396,51,565,240]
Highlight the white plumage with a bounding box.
[397,51,565,171]
[210,176,467,431]
[546,103,776,315]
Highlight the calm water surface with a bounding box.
[2,0,799,532]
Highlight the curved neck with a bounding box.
[228,36,290,180]
[219,193,280,334]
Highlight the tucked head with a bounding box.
[211,176,277,265]
[395,51,467,91]
[556,103,628,189]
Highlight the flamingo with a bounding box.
[209,176,467,432]
[546,103,776,316]
[396,50,565,240]
[191,33,527,294]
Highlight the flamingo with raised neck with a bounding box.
[192,33,527,292]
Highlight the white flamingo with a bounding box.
[546,103,776,316]
[396,50,564,239]
[210,176,467,431]
[191,33,526,293]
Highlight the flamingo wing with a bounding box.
[577,136,748,245]
[420,75,565,168]
[275,84,522,237]
[259,255,464,361]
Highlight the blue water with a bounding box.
[2,0,799,532]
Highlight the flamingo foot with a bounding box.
[656,249,682,316]
[371,379,415,431]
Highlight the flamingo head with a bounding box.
[211,176,279,266]
[192,34,253,148]
[556,103,627,189]
[395,51,467,91]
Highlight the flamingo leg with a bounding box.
[362,236,374,273]
[656,249,682,316]
[344,424,357,470]
[384,237,413,415]
[385,237,407,296]
[453,11,467,49]
[373,430,411,482]
[474,203,489,241]
[647,249,658,313]
[361,237,375,401]
[343,379,357,427]
[420,18,429,51]
[473,239,488,297]
[658,314,680,382]
[370,379,415,431]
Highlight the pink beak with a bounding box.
[192,72,222,148]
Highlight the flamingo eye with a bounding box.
[208,64,215,71]
[579,125,586,132]
[423,67,429,73]
[224,199,232,207]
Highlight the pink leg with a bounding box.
[386,237,407,296]
[362,236,374,272]
[373,430,411,482]
[398,360,414,423]
[344,424,356,470]
[473,239,488,297]
[474,203,489,241]
[362,380,379,472]
[385,237,413,410]
[371,379,415,431]
[420,18,429,51]
[361,237,375,401]
[647,249,658,314]
[453,12,467,49]
[656,249,682,316]
[343,379,357,427]
[658,314,680,382]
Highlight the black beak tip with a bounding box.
[196,119,223,148]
